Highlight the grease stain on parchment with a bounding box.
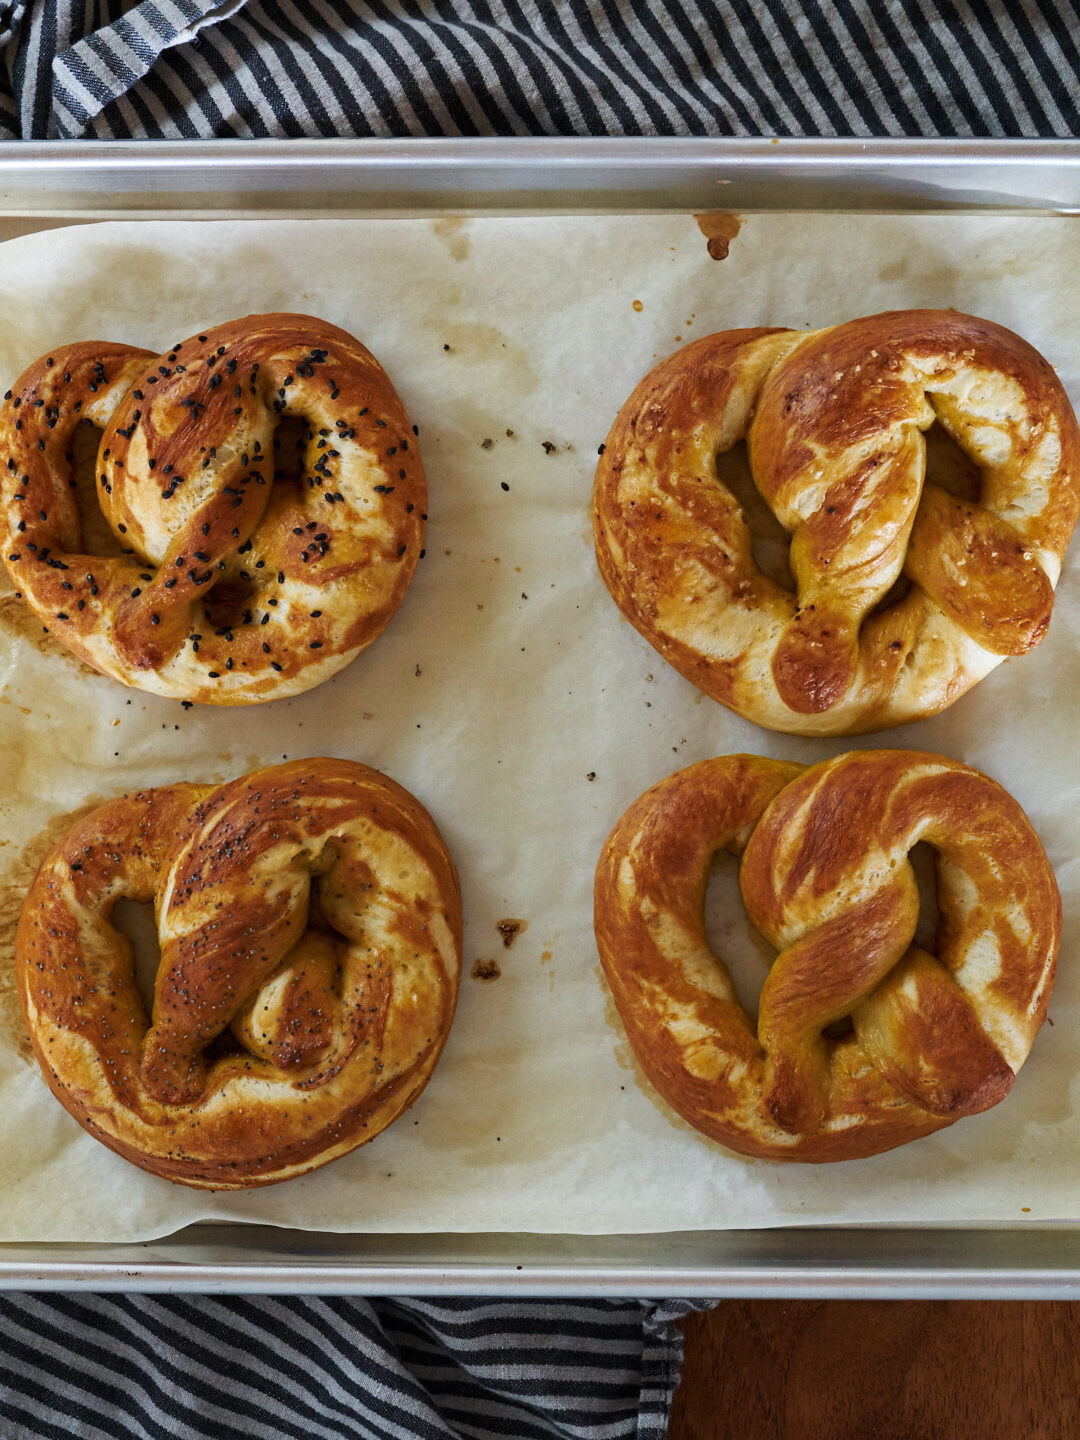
[595,961,750,1160]
[440,319,540,392]
[694,212,742,261]
[0,591,103,682]
[471,958,501,982]
[431,217,471,262]
[0,797,106,1064]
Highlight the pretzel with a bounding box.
[16,758,462,1189]
[0,314,425,703]
[594,750,1060,1162]
[594,311,1080,735]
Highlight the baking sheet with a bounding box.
[0,214,1077,1243]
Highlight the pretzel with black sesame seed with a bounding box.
[0,314,425,703]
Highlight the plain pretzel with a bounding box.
[594,750,1060,1162]
[593,311,1080,735]
[17,758,462,1188]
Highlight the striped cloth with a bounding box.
[0,0,1077,141]
[0,1295,703,1438]
[0,3,1072,1436]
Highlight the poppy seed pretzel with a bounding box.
[594,751,1060,1162]
[0,313,425,704]
[594,310,1080,735]
[17,758,462,1189]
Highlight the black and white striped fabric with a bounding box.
[0,1295,703,1438]
[0,0,1077,142]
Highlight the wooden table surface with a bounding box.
[670,1301,1080,1439]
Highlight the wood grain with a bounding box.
[670,1301,1080,1440]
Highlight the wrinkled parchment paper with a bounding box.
[0,214,1078,1242]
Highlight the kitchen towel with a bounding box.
[0,1294,708,1439]
[0,0,1076,141]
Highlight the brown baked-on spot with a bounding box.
[471,958,501,981]
[694,212,742,261]
[495,918,527,949]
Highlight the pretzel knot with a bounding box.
[594,310,1080,735]
[0,314,425,703]
[594,751,1060,1162]
[17,759,462,1189]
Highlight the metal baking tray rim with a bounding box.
[1,142,1078,1294]
[1,136,1080,216]
[4,1224,1080,1297]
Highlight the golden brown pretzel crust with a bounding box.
[594,751,1060,1162]
[0,314,425,704]
[17,758,462,1188]
[593,311,1080,735]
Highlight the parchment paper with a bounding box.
[0,214,1078,1242]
